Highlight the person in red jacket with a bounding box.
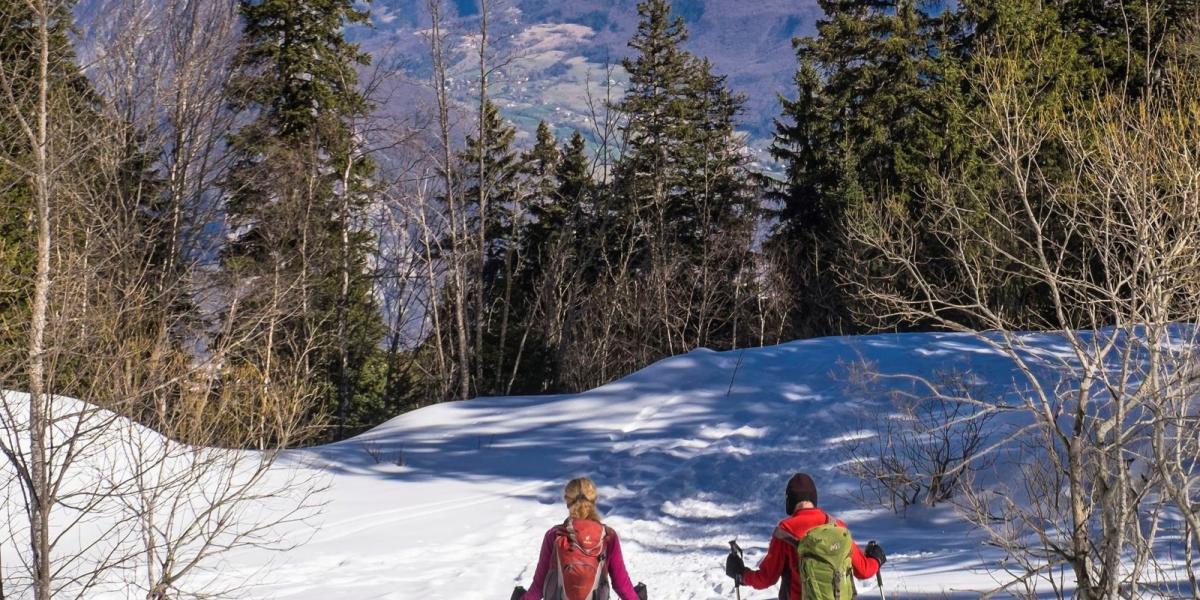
[724,473,886,600]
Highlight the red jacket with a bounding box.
[742,507,880,600]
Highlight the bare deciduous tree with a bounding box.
[843,34,1200,598]
[839,367,996,513]
[0,1,328,597]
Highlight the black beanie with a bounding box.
[785,473,818,514]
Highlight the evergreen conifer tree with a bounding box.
[614,0,697,255]
[521,121,563,266]
[556,131,593,226]
[608,0,756,354]
[501,125,600,393]
[223,0,384,438]
[453,100,525,394]
[615,0,753,250]
[769,0,948,334]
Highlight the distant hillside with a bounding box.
[356,0,822,144]
[72,0,818,149]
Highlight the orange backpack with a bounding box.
[545,519,611,600]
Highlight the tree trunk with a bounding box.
[474,0,491,391]
[427,0,472,401]
[27,3,53,597]
[336,138,355,439]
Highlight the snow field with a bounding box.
[5,332,1084,598]
[245,332,1032,599]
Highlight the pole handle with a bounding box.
[868,539,886,600]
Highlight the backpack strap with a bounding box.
[772,526,799,546]
[774,512,837,547]
[553,523,575,598]
[554,546,566,597]
[594,525,610,582]
[564,519,578,546]
[597,525,609,560]
[590,544,607,598]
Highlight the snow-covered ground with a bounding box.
[237,332,1049,599]
[5,332,1090,598]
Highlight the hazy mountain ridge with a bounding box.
[359,0,822,142]
[70,0,818,147]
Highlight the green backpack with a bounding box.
[775,513,856,600]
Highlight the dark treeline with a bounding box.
[2,0,1197,444]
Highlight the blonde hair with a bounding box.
[564,477,601,522]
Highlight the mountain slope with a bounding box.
[358,0,822,143]
[71,0,818,152]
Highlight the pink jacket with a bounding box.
[520,524,639,600]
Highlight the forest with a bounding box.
[3,0,1196,436]
[2,0,1200,597]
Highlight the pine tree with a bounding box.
[769,0,947,334]
[613,0,697,254]
[614,0,753,253]
[452,100,524,394]
[223,0,384,438]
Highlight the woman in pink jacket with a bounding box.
[511,477,647,600]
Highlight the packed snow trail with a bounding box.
[224,332,1046,599]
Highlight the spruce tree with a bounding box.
[610,0,756,354]
[769,0,947,334]
[613,0,696,254]
[549,130,597,274]
[615,0,752,252]
[521,121,562,260]
[503,126,601,393]
[769,59,835,239]
[224,0,384,438]
[458,100,521,273]
[770,0,1197,336]
[452,100,524,394]
[688,58,754,237]
[556,131,593,226]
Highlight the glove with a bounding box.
[865,541,886,567]
[510,586,526,600]
[635,582,648,600]
[725,551,746,585]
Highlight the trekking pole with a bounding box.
[729,540,744,600]
[869,539,886,600]
[726,350,745,397]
